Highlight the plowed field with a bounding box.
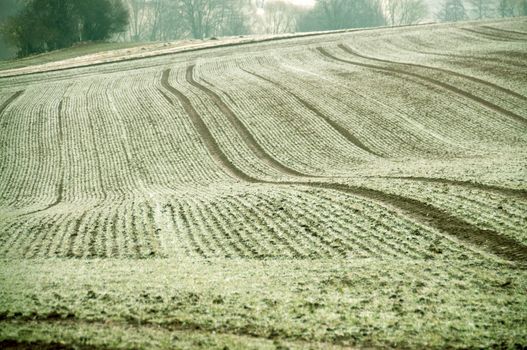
[1,18,526,349]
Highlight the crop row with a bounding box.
[0,185,488,260]
[0,19,526,263]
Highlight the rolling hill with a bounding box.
[0,18,526,349]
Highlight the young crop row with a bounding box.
[0,18,525,265]
[348,22,527,93]
[194,60,378,175]
[0,184,489,260]
[309,48,526,146]
[225,49,526,157]
[354,178,527,245]
[334,42,527,120]
[233,55,476,158]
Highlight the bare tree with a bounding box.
[257,0,299,34]
[497,0,515,16]
[384,0,428,25]
[497,0,527,17]
[468,0,494,19]
[179,0,226,39]
[127,0,148,41]
[216,0,251,36]
[437,0,466,22]
[300,0,385,31]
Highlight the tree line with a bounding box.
[1,0,526,58]
[437,0,526,22]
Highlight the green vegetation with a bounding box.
[1,258,526,349]
[0,18,526,349]
[0,41,148,72]
[1,0,128,57]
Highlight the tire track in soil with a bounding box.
[317,47,527,126]
[413,50,527,69]
[0,90,24,120]
[186,65,312,178]
[481,25,527,36]
[338,43,527,102]
[460,28,526,42]
[161,69,257,183]
[239,67,384,158]
[161,68,527,263]
[371,176,527,200]
[398,36,527,69]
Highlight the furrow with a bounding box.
[216,195,273,258]
[23,214,66,258]
[337,43,527,102]
[160,69,257,182]
[252,56,472,157]
[461,27,526,42]
[21,97,66,216]
[181,199,211,258]
[159,68,527,263]
[62,212,88,258]
[0,90,24,119]
[300,182,527,263]
[229,193,305,258]
[206,199,253,258]
[254,193,333,258]
[319,46,526,126]
[375,176,527,200]
[481,25,527,36]
[239,67,384,158]
[185,65,310,178]
[193,199,233,258]
[248,195,311,258]
[165,202,196,258]
[84,84,106,198]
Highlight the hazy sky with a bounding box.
[284,0,316,7]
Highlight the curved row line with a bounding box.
[338,43,527,102]
[239,67,384,158]
[22,98,66,216]
[460,27,527,42]
[481,25,527,36]
[0,91,24,120]
[317,46,527,126]
[185,65,309,178]
[244,56,481,157]
[372,176,527,200]
[391,33,527,69]
[160,68,527,263]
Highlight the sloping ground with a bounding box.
[0,18,526,349]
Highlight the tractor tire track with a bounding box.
[300,182,527,263]
[481,25,527,36]
[161,69,257,183]
[338,43,527,102]
[460,28,526,42]
[160,69,527,263]
[398,36,527,69]
[369,176,527,200]
[185,65,310,178]
[239,67,384,158]
[317,47,527,126]
[0,91,23,120]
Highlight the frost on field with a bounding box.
[0,17,526,350]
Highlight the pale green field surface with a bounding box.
[0,42,146,71]
[1,17,526,349]
[1,258,526,349]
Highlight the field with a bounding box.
[0,18,526,349]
